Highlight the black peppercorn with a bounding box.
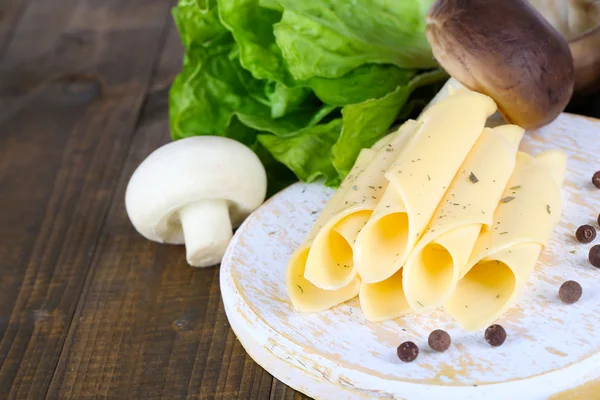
[428,330,451,352]
[590,245,600,268]
[593,171,600,189]
[484,324,506,347]
[397,341,419,362]
[559,281,582,304]
[576,225,596,243]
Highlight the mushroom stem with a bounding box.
[179,199,233,268]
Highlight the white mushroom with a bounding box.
[125,136,267,267]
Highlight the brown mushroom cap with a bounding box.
[426,0,575,129]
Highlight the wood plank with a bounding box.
[0,0,31,59]
[45,18,271,399]
[0,0,175,398]
[46,13,308,399]
[271,380,311,400]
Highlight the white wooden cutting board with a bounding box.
[221,112,600,399]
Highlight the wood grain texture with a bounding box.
[0,0,178,398]
[0,0,308,397]
[271,380,308,400]
[0,0,31,59]
[43,13,307,400]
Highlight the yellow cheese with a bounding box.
[354,91,497,284]
[286,149,372,312]
[287,244,361,313]
[445,151,566,331]
[286,131,406,312]
[421,78,468,113]
[360,269,410,322]
[304,121,420,290]
[402,125,524,311]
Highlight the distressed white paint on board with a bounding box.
[221,113,600,399]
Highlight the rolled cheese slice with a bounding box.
[304,121,420,290]
[359,268,411,322]
[402,125,524,311]
[422,78,468,113]
[445,150,566,331]
[354,90,497,284]
[287,132,402,312]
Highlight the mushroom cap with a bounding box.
[426,0,574,129]
[125,136,267,244]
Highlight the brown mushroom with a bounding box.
[426,0,575,129]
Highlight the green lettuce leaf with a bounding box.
[171,0,446,193]
[173,0,229,48]
[266,83,311,118]
[172,0,335,140]
[273,0,436,80]
[309,64,416,106]
[171,35,336,139]
[258,119,342,186]
[170,39,267,139]
[332,69,448,177]
[237,103,337,137]
[217,0,293,84]
[170,46,337,139]
[258,0,282,10]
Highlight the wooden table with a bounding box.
[0,1,598,399]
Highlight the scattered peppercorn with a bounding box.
[559,281,582,304]
[576,225,597,243]
[597,213,600,227]
[484,325,506,347]
[397,341,419,362]
[589,245,600,268]
[428,330,451,352]
[593,171,600,189]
